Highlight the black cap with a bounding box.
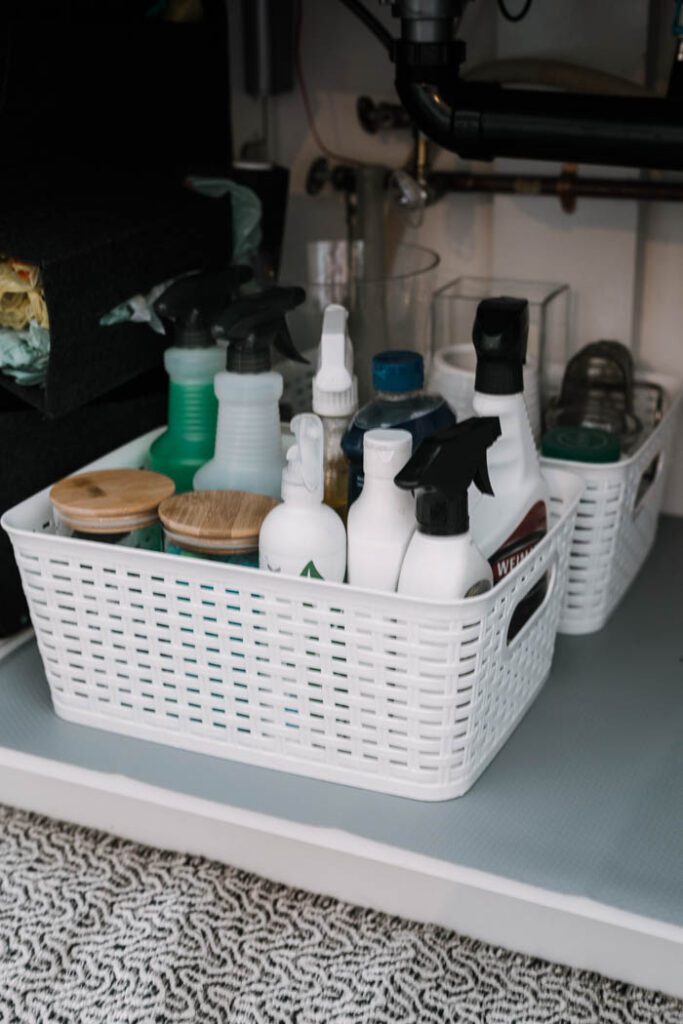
[394,417,501,536]
[473,296,528,395]
[212,286,308,373]
[154,265,253,348]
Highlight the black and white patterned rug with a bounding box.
[0,804,681,1024]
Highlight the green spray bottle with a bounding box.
[149,266,252,492]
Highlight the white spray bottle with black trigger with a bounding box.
[470,297,550,582]
[395,418,501,601]
[259,413,347,582]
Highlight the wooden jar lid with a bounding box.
[50,469,175,533]
[159,490,278,554]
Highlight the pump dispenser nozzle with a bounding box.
[258,411,347,581]
[313,305,358,416]
[212,286,308,372]
[283,413,324,504]
[154,265,253,348]
[473,297,529,395]
[395,417,501,535]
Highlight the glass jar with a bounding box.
[50,469,175,550]
[158,490,279,568]
[163,537,259,566]
[432,276,569,403]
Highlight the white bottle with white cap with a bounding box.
[259,413,347,582]
[346,429,415,591]
[312,304,358,520]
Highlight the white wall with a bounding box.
[230,0,683,514]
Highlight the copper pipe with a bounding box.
[428,170,683,212]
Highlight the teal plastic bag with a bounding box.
[0,323,50,385]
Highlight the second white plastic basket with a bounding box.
[541,373,681,635]
[3,433,583,801]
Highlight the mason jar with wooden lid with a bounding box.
[50,468,175,550]
[159,490,278,566]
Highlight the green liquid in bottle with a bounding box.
[149,380,218,493]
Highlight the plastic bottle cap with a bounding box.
[541,426,621,463]
[363,429,413,479]
[372,350,424,393]
[312,304,359,417]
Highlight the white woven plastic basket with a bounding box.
[541,373,681,636]
[3,433,582,801]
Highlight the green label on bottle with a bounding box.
[301,561,323,579]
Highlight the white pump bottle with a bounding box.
[259,414,347,582]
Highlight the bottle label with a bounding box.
[490,501,547,582]
[300,561,324,580]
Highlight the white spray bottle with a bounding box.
[193,286,307,499]
[396,418,502,600]
[470,297,550,583]
[259,413,347,582]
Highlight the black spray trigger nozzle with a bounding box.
[155,265,253,320]
[473,458,494,497]
[274,322,309,365]
[154,265,254,348]
[211,286,308,373]
[394,417,502,537]
[391,432,439,493]
[212,286,305,339]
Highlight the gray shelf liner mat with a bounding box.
[1,516,682,928]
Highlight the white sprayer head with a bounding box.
[282,413,324,504]
[312,304,358,417]
[363,429,413,480]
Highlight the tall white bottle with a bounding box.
[312,304,358,519]
[469,297,550,583]
[193,286,307,499]
[259,414,347,582]
[347,429,414,591]
[396,418,502,600]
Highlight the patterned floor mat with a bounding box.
[0,804,681,1023]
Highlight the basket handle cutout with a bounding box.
[506,560,557,647]
[633,452,663,516]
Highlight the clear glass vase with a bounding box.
[287,241,440,406]
[432,276,569,402]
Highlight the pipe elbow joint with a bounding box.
[395,79,491,159]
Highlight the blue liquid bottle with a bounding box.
[342,350,456,504]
